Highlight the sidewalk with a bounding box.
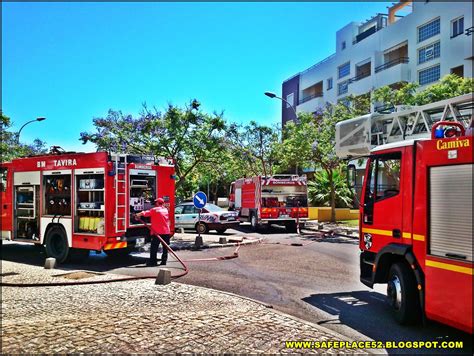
[168,230,261,250]
[304,221,359,239]
[1,260,367,354]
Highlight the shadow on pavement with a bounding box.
[302,290,472,355]
[1,242,147,272]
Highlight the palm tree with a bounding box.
[308,169,353,209]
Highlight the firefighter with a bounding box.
[136,198,171,266]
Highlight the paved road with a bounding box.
[1,226,472,355]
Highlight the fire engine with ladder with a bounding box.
[0,148,175,263]
[229,175,309,232]
[335,93,473,333]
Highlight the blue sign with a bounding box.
[193,191,207,209]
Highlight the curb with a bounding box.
[302,227,359,240]
[180,282,380,355]
[165,236,263,251]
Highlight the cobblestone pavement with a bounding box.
[1,261,367,354]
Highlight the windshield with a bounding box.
[204,203,223,212]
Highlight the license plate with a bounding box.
[280,214,289,218]
[135,237,145,247]
[227,217,235,221]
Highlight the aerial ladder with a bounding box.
[335,93,473,159]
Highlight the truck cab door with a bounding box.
[361,151,404,252]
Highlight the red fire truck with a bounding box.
[0,149,175,263]
[229,175,308,232]
[336,94,473,333]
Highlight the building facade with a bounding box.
[281,1,473,127]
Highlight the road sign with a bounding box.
[193,191,207,209]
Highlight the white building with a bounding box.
[281,1,473,126]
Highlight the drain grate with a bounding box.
[54,271,104,280]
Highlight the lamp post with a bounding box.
[17,117,46,143]
[264,91,297,118]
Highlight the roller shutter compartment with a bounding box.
[429,164,473,261]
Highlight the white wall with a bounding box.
[294,1,473,114]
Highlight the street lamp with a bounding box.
[264,91,297,117]
[17,117,46,142]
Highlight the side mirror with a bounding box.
[347,164,356,189]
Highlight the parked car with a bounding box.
[175,202,239,234]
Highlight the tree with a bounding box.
[193,121,281,203]
[372,74,474,108]
[276,95,369,222]
[80,100,228,199]
[226,121,280,178]
[308,168,353,208]
[1,112,47,162]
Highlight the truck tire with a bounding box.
[44,226,70,264]
[387,262,421,325]
[196,222,209,234]
[250,213,258,232]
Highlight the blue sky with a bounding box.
[2,2,391,152]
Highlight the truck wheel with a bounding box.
[285,221,297,233]
[44,226,70,264]
[196,222,209,234]
[250,213,258,232]
[387,262,421,325]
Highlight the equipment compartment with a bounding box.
[75,172,105,234]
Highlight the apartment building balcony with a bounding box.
[297,93,325,113]
[348,61,372,95]
[374,57,410,87]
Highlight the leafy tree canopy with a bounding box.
[80,100,227,197]
[372,74,474,107]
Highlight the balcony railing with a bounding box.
[298,92,323,105]
[353,26,378,44]
[349,71,371,83]
[374,57,409,73]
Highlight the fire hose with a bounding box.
[0,219,241,287]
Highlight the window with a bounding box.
[418,18,440,42]
[451,65,464,77]
[365,153,401,203]
[327,78,333,90]
[338,81,348,96]
[418,41,440,64]
[286,93,294,109]
[175,206,184,214]
[338,62,350,79]
[341,41,346,50]
[451,17,464,38]
[182,205,198,214]
[418,64,440,85]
